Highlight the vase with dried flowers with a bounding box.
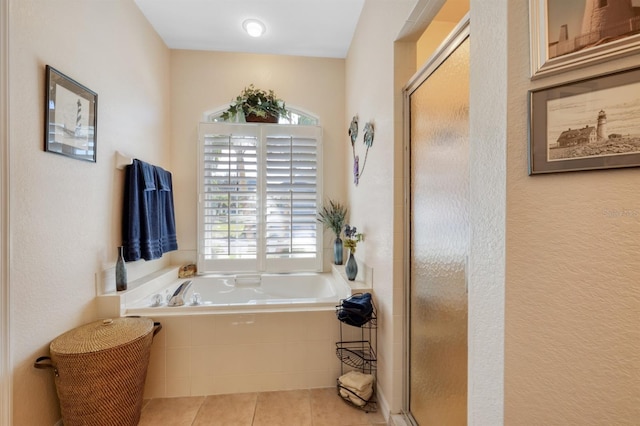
[317,200,348,265]
[343,224,363,280]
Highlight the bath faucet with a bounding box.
[168,280,193,306]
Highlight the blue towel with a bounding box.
[122,159,178,261]
[337,293,373,327]
[155,165,178,254]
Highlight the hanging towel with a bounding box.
[154,165,178,254]
[122,159,178,261]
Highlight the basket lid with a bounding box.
[50,317,154,355]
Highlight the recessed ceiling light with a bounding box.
[243,19,266,38]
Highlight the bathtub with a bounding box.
[96,268,360,398]
[124,271,351,316]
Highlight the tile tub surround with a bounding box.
[98,264,376,400]
[144,310,348,398]
[139,388,387,425]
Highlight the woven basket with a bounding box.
[35,317,161,426]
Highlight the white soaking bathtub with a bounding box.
[124,272,351,316]
[105,270,354,398]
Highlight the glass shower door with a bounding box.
[406,24,469,425]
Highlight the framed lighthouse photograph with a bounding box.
[529,66,640,174]
[44,65,97,162]
[530,0,640,78]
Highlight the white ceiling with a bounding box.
[134,0,366,58]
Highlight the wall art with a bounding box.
[530,0,640,78]
[349,115,374,185]
[44,65,97,162]
[529,66,640,174]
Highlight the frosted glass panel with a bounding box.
[409,36,469,425]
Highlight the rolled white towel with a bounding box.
[338,371,374,393]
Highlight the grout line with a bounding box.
[190,395,206,426]
[250,392,258,426]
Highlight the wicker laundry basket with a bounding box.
[34,317,161,426]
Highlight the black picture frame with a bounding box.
[44,65,97,162]
[529,67,640,175]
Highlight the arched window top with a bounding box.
[204,104,320,125]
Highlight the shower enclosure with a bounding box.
[403,17,470,425]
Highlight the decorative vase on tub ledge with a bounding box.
[334,237,344,265]
[343,224,363,281]
[317,199,347,265]
[116,246,127,291]
[345,251,358,281]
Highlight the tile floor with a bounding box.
[138,387,386,426]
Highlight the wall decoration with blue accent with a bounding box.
[349,115,374,186]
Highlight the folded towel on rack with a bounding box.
[338,371,374,393]
[339,385,373,407]
[337,293,373,326]
[338,371,374,406]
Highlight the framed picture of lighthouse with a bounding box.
[44,65,97,162]
[530,0,640,78]
[529,66,640,174]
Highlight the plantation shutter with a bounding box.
[264,126,322,272]
[198,123,322,273]
[199,124,260,272]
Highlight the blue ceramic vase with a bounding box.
[345,251,358,281]
[334,237,344,265]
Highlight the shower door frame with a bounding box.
[402,15,470,425]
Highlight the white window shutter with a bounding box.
[198,123,322,273]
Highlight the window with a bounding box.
[198,122,323,273]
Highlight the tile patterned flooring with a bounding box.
[138,388,386,426]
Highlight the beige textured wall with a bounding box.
[504,0,640,423]
[169,50,346,269]
[468,0,506,423]
[9,1,171,424]
[0,0,9,422]
[345,0,416,413]
[416,21,458,65]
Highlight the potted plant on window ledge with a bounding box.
[220,84,288,123]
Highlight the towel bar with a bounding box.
[116,151,133,170]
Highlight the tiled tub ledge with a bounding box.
[98,262,374,319]
[97,266,182,318]
[332,261,373,294]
